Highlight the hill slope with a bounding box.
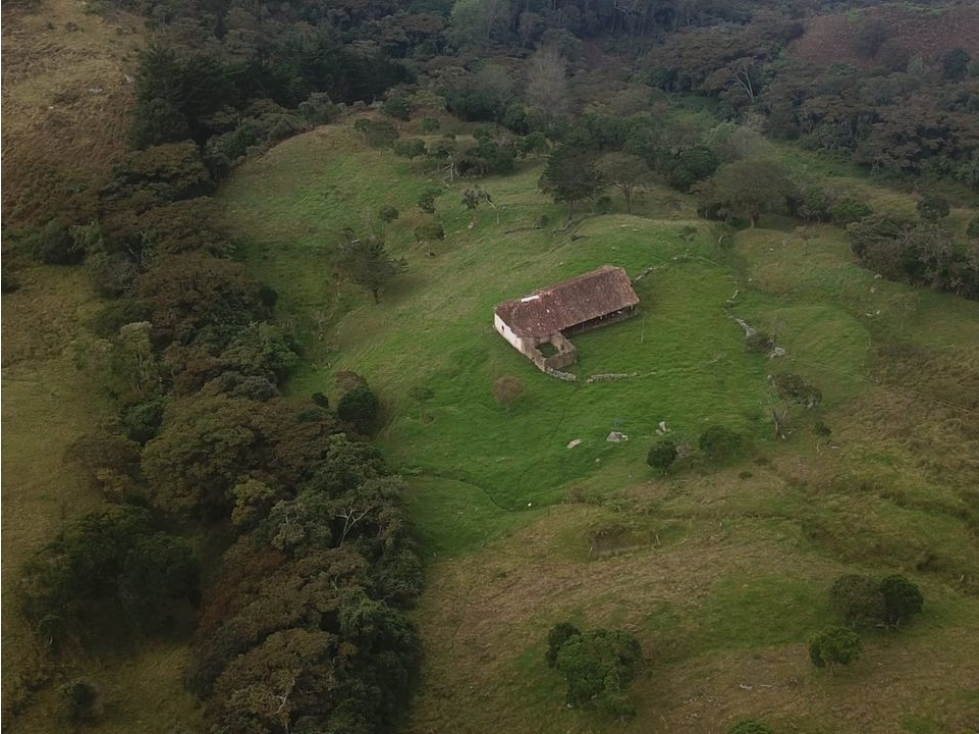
[220,119,979,734]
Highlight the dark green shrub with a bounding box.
[2,264,21,293]
[698,425,743,461]
[593,195,613,214]
[413,221,445,243]
[554,628,642,713]
[545,622,581,667]
[353,119,399,148]
[383,93,412,121]
[122,399,165,444]
[646,439,677,474]
[36,614,66,651]
[89,300,153,338]
[830,574,885,629]
[879,575,924,626]
[29,220,85,265]
[119,533,200,633]
[809,626,862,668]
[378,206,400,223]
[59,678,103,722]
[420,116,441,133]
[832,198,873,226]
[338,385,380,433]
[393,138,427,160]
[311,392,330,408]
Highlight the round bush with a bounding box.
[338,385,380,432]
[698,425,744,461]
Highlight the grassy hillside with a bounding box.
[220,118,979,734]
[1,0,143,227]
[1,266,201,732]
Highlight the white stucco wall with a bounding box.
[494,313,544,364]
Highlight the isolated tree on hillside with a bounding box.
[539,146,605,220]
[830,574,885,629]
[879,574,924,626]
[336,228,407,304]
[599,153,652,214]
[695,160,797,227]
[646,439,677,475]
[393,138,427,161]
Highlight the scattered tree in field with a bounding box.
[553,628,642,716]
[337,385,380,434]
[539,146,605,219]
[519,131,549,158]
[646,439,678,474]
[598,153,652,214]
[695,160,797,227]
[393,138,427,160]
[698,425,743,461]
[353,118,399,148]
[336,228,407,304]
[408,386,434,421]
[417,186,444,215]
[916,194,950,222]
[879,574,924,626]
[665,145,718,192]
[809,626,862,668]
[830,574,885,629]
[493,375,525,411]
[545,622,581,667]
[462,186,498,228]
[413,220,446,256]
[729,721,775,734]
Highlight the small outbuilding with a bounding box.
[493,265,640,371]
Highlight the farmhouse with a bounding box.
[493,265,640,371]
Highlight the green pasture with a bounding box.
[220,128,788,520]
[220,122,979,564]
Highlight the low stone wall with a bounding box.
[545,367,577,381]
[586,372,638,383]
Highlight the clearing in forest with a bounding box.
[220,119,979,734]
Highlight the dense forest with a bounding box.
[2,0,979,732]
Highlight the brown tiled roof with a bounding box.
[494,265,639,339]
